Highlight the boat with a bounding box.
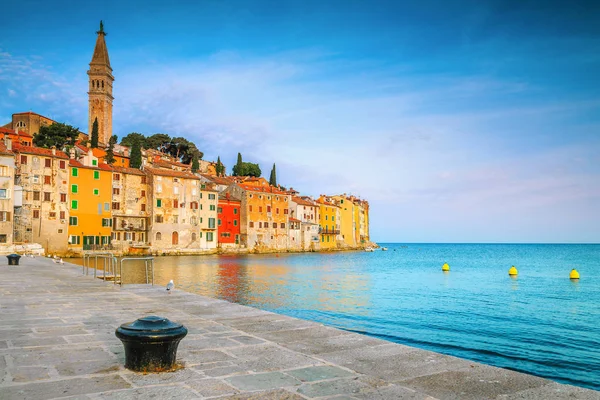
[365,247,375,252]
[381,247,388,251]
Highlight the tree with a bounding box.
[120,132,146,148]
[130,139,142,169]
[33,122,80,149]
[269,163,277,186]
[104,135,117,165]
[242,162,261,177]
[191,155,200,173]
[145,133,171,153]
[90,117,99,148]
[215,156,225,176]
[232,153,243,176]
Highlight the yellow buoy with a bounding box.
[570,269,580,280]
[442,263,450,271]
[508,266,518,276]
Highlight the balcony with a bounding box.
[319,228,340,235]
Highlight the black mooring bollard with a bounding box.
[7,254,21,265]
[115,316,187,372]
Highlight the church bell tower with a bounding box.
[88,21,114,146]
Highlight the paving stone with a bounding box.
[228,343,322,372]
[283,333,391,355]
[88,385,199,399]
[9,366,52,383]
[178,349,236,365]
[55,359,122,376]
[495,381,600,400]
[0,375,131,400]
[214,388,305,399]
[286,365,355,382]
[226,372,302,391]
[10,336,68,348]
[186,378,239,397]
[296,377,380,398]
[122,367,203,386]
[230,335,266,345]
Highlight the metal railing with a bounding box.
[83,252,118,281]
[118,257,154,286]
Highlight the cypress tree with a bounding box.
[91,117,99,148]
[104,135,117,165]
[130,139,142,169]
[216,156,224,176]
[269,163,277,186]
[191,155,200,173]
[233,152,243,176]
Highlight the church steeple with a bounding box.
[87,20,114,146]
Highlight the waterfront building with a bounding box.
[332,194,357,247]
[198,184,219,250]
[218,192,241,247]
[145,167,202,252]
[109,166,149,253]
[88,21,114,146]
[317,195,341,249]
[67,159,112,252]
[289,196,320,251]
[13,144,70,254]
[0,141,15,250]
[224,177,290,250]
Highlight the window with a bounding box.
[190,202,198,209]
[72,168,78,177]
[192,232,197,241]
[172,231,179,245]
[173,199,178,208]
[155,215,164,223]
[44,192,51,201]
[156,199,162,208]
[208,218,216,229]
[60,211,65,220]
[20,155,27,165]
[104,203,110,211]
[92,160,97,166]
[259,222,263,228]
[276,208,279,214]
[71,200,78,209]
[141,204,146,212]
[33,210,40,218]
[61,193,66,203]
[218,219,222,226]
[60,160,66,169]
[102,218,112,227]
[141,176,147,184]
[259,206,263,212]
[174,186,179,195]
[141,190,145,197]
[94,171,100,180]
[156,232,161,241]
[207,232,214,242]
[267,206,271,213]
[233,220,238,226]
[249,222,254,228]
[71,185,78,194]
[217,207,223,214]
[45,159,52,167]
[249,205,253,212]
[281,223,285,229]
[208,193,216,200]
[112,202,120,210]
[209,204,215,211]
[68,235,80,245]
[93,189,99,196]
[234,208,238,214]
[69,216,78,226]
[113,188,120,195]
[0,211,10,221]
[33,191,40,201]
[0,234,6,243]
[113,173,120,181]
[156,184,162,193]
[44,175,51,185]
[172,216,178,223]
[0,189,7,199]
[249,194,252,198]
[0,165,7,176]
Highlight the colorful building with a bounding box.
[289,196,320,250]
[198,185,219,250]
[67,159,113,252]
[217,192,241,247]
[317,195,341,249]
[0,141,15,250]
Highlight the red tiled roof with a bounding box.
[69,159,84,167]
[111,166,146,176]
[0,141,13,156]
[68,159,112,171]
[0,127,33,138]
[75,143,90,153]
[13,144,69,159]
[200,174,234,185]
[292,196,317,207]
[289,217,301,223]
[92,148,106,158]
[238,182,287,195]
[144,166,198,180]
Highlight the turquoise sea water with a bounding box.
[91,244,600,390]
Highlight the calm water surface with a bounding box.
[73,244,600,390]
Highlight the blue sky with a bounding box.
[1,1,599,243]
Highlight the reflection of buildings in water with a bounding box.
[154,257,218,297]
[216,261,249,303]
[318,272,371,316]
[245,263,291,309]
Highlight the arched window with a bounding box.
[101,80,104,89]
[191,232,197,241]
[16,121,26,128]
[155,232,161,241]
[172,231,179,245]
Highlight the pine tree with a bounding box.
[130,139,142,169]
[269,163,277,186]
[104,135,117,165]
[216,156,224,176]
[91,117,99,148]
[191,155,200,173]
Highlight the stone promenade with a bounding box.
[1,257,598,399]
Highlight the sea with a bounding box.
[76,243,600,390]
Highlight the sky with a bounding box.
[0,0,599,243]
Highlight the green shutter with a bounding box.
[71,185,78,193]
[93,189,99,195]
[71,200,78,210]
[94,171,100,180]
[72,168,78,177]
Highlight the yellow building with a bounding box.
[67,159,113,252]
[317,196,340,249]
[333,195,356,247]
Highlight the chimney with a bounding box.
[124,148,129,157]
[51,146,56,156]
[226,192,230,200]
[69,148,76,159]
[4,138,12,151]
